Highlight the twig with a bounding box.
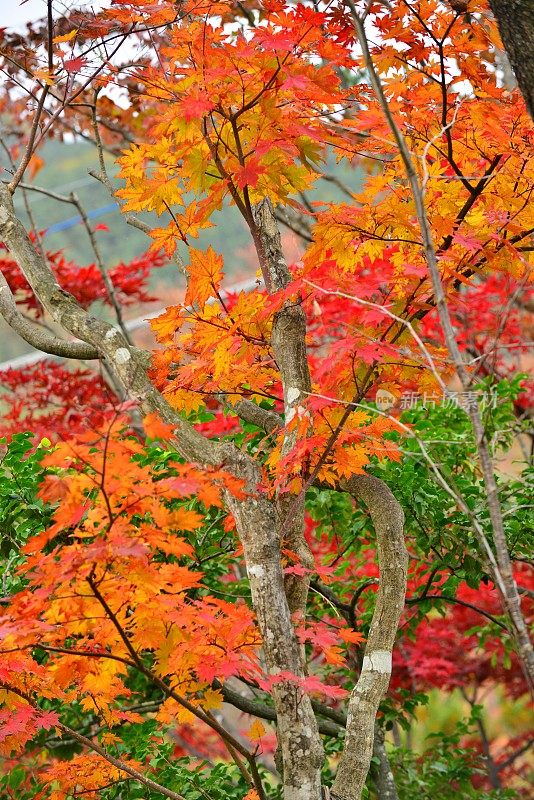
[8,86,50,193]
[405,593,508,631]
[69,191,133,344]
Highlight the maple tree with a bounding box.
[0,2,533,800]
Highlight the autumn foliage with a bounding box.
[0,1,533,799]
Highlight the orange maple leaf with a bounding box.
[184,246,224,307]
[150,306,183,343]
[143,412,175,441]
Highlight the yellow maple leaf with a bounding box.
[201,688,224,711]
[139,175,183,215]
[247,719,266,742]
[100,732,121,746]
[324,645,346,667]
[32,68,56,86]
[149,223,179,257]
[332,445,370,479]
[339,628,366,645]
[168,507,204,532]
[163,387,204,415]
[53,29,78,43]
[156,697,183,724]
[155,628,183,677]
[150,306,183,343]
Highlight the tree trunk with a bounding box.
[224,455,324,800]
[331,476,408,800]
[490,1,534,120]
[371,724,399,800]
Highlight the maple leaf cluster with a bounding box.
[0,244,166,315]
[114,1,352,256]
[422,274,534,409]
[0,421,379,797]
[0,361,117,442]
[392,571,534,699]
[0,423,255,758]
[150,253,278,414]
[112,0,534,491]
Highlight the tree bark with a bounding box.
[490,1,534,120]
[371,723,399,800]
[253,199,316,625]
[331,476,408,800]
[247,198,325,796]
[224,453,324,800]
[0,270,98,359]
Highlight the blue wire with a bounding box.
[44,202,120,235]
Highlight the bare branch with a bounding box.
[406,593,508,631]
[69,191,133,344]
[274,206,313,243]
[331,475,408,800]
[8,86,50,193]
[0,271,98,359]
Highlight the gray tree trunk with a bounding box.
[490,1,534,119]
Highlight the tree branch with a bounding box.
[68,191,133,344]
[0,180,224,466]
[405,594,508,631]
[216,681,343,737]
[223,451,325,799]
[253,198,315,619]
[0,271,99,359]
[221,396,282,434]
[371,723,399,800]
[8,85,50,193]
[331,475,408,800]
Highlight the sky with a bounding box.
[4,0,106,29]
[5,0,51,27]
